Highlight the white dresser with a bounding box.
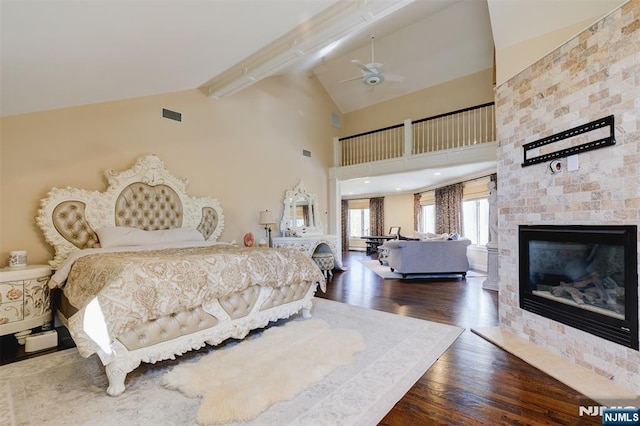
[0,264,52,336]
[273,234,343,270]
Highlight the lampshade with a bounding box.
[258,210,275,225]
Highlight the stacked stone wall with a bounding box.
[495,0,640,392]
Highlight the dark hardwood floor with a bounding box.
[317,251,600,426]
[0,250,600,425]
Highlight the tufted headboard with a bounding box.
[37,155,224,270]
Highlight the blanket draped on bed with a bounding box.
[60,245,325,357]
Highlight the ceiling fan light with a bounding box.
[363,74,384,85]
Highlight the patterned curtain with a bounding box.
[413,193,421,233]
[369,197,384,236]
[435,183,463,234]
[341,200,349,251]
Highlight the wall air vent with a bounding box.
[162,108,182,122]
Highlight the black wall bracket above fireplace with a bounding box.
[521,115,615,167]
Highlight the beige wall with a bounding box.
[0,73,340,266]
[496,18,595,85]
[384,193,415,237]
[494,1,628,85]
[495,18,594,85]
[339,69,495,137]
[347,194,414,251]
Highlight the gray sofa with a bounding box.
[381,237,471,278]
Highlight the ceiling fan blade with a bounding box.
[351,59,372,73]
[340,75,363,84]
[384,74,405,83]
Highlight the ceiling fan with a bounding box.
[340,35,403,86]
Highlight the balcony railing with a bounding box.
[336,102,495,167]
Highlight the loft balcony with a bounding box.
[330,102,497,187]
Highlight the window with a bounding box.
[463,198,489,245]
[419,190,436,234]
[420,204,435,233]
[348,208,370,237]
[416,177,490,242]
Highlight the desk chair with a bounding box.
[388,227,401,238]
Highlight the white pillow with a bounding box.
[96,227,204,248]
[416,232,450,241]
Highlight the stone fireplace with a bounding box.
[494,0,640,394]
[519,224,638,350]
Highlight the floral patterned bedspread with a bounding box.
[61,245,325,357]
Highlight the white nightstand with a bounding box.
[0,264,52,337]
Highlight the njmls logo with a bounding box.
[602,407,640,425]
[579,406,640,425]
[579,405,605,416]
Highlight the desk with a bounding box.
[361,235,396,255]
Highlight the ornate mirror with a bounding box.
[280,180,323,236]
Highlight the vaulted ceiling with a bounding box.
[310,0,493,113]
[0,0,627,197]
[1,0,625,118]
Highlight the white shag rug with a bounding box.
[361,259,486,279]
[1,298,463,426]
[162,320,365,425]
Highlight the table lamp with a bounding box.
[258,210,276,247]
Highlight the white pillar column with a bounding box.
[332,137,341,167]
[328,177,345,270]
[483,242,499,291]
[403,119,413,156]
[483,179,499,291]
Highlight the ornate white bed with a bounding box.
[36,155,325,396]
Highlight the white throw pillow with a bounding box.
[96,226,204,248]
[417,232,450,241]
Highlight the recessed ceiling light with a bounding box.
[364,180,370,184]
[395,187,402,191]
[434,172,441,176]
